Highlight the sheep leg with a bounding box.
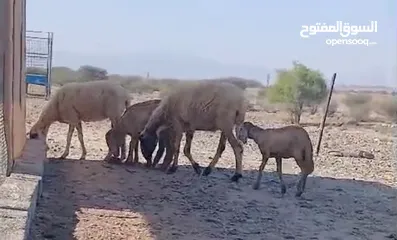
[296,172,309,197]
[294,155,312,197]
[152,135,166,168]
[126,138,136,165]
[253,154,269,190]
[165,131,182,174]
[226,130,244,182]
[202,132,227,176]
[110,120,126,161]
[276,157,286,195]
[120,136,127,160]
[134,140,139,163]
[183,131,201,175]
[76,122,87,160]
[59,125,75,159]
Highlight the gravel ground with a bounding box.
[26,93,397,240]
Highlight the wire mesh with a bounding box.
[26,31,51,71]
[25,30,54,98]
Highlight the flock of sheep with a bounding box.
[28,80,314,197]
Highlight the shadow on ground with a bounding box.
[29,158,397,240]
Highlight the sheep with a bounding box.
[139,124,174,170]
[104,99,171,167]
[139,81,248,182]
[236,121,314,197]
[28,80,131,160]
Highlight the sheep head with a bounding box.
[28,124,49,140]
[105,129,120,158]
[236,122,255,144]
[139,131,158,162]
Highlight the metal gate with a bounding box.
[25,30,53,100]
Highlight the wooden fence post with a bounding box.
[315,73,337,155]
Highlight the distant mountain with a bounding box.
[335,84,396,93]
[51,51,396,89]
[52,51,272,83]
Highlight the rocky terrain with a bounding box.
[28,91,396,240]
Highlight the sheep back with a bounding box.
[114,99,161,136]
[29,80,131,138]
[55,80,130,123]
[150,81,247,131]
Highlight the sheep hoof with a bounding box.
[295,191,303,198]
[79,156,86,160]
[192,163,202,175]
[231,173,242,182]
[202,166,212,176]
[166,166,178,174]
[252,182,260,190]
[281,185,287,195]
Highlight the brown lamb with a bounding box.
[105,99,170,167]
[237,121,314,197]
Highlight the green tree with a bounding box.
[267,61,328,123]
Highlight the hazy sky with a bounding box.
[27,0,396,87]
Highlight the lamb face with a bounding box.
[235,125,248,144]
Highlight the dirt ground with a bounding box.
[27,91,397,240]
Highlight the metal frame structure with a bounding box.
[25,30,54,99]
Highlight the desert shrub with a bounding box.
[213,77,263,90]
[267,61,328,123]
[308,104,318,115]
[343,93,372,122]
[76,65,108,81]
[377,97,397,122]
[48,65,263,94]
[51,65,108,86]
[256,87,268,99]
[327,100,338,117]
[51,66,79,86]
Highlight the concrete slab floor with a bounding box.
[0,137,46,240]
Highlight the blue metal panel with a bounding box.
[25,74,48,86]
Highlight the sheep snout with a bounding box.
[29,132,39,139]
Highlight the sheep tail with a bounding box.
[235,99,248,125]
[302,142,314,174]
[234,99,248,139]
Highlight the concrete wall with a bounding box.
[0,0,27,176]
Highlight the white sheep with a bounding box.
[139,81,248,182]
[28,80,131,160]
